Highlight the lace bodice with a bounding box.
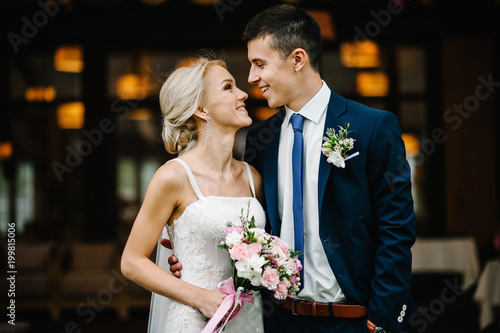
[148,159,265,333]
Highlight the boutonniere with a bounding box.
[322,123,356,168]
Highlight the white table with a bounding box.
[474,259,500,330]
[411,237,480,290]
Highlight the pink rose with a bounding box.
[261,267,280,290]
[247,243,262,256]
[273,237,290,253]
[229,243,249,261]
[294,258,302,272]
[274,281,289,300]
[270,240,288,266]
[281,279,291,289]
[225,226,243,234]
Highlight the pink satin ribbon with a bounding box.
[201,278,254,333]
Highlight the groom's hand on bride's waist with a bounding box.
[161,238,182,278]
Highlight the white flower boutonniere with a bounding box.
[322,123,356,168]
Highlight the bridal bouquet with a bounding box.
[220,205,302,299]
[202,203,302,333]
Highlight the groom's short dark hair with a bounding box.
[242,4,322,72]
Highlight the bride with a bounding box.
[121,57,265,333]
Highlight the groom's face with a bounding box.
[247,36,297,109]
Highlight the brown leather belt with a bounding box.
[282,298,367,318]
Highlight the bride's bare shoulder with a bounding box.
[151,159,187,190]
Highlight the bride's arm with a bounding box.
[120,162,226,318]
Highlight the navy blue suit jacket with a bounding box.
[244,90,417,332]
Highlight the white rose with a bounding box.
[225,231,244,248]
[282,259,297,275]
[248,253,266,273]
[235,254,266,287]
[249,272,263,287]
[235,258,252,276]
[327,151,345,168]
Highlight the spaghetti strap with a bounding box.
[168,159,204,199]
[243,162,256,198]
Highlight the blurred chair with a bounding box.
[1,241,58,320]
[55,241,127,319]
[412,236,480,290]
[474,259,500,331]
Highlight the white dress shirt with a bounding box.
[277,81,346,302]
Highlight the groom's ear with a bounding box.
[289,48,308,72]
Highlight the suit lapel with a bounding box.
[263,109,285,236]
[318,90,347,209]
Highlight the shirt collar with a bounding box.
[285,80,331,125]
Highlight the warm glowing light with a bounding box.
[128,108,152,121]
[340,41,380,68]
[116,74,147,100]
[254,107,277,121]
[57,102,85,129]
[356,72,389,97]
[54,45,84,73]
[25,86,57,102]
[43,86,57,102]
[250,85,265,100]
[401,133,420,157]
[308,10,335,42]
[25,87,43,102]
[0,142,13,160]
[175,57,198,68]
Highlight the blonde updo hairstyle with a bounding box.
[160,57,226,154]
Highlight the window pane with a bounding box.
[15,161,34,233]
[117,158,138,201]
[10,53,82,101]
[399,101,427,132]
[321,50,356,95]
[0,165,9,234]
[397,46,426,94]
[140,160,160,201]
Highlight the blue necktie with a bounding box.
[291,113,304,290]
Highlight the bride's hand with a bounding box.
[197,288,227,318]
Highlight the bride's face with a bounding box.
[202,65,251,130]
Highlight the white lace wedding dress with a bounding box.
[148,158,265,333]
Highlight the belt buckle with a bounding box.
[290,299,303,316]
[291,299,299,316]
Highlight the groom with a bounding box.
[241,5,416,333]
[168,4,417,333]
